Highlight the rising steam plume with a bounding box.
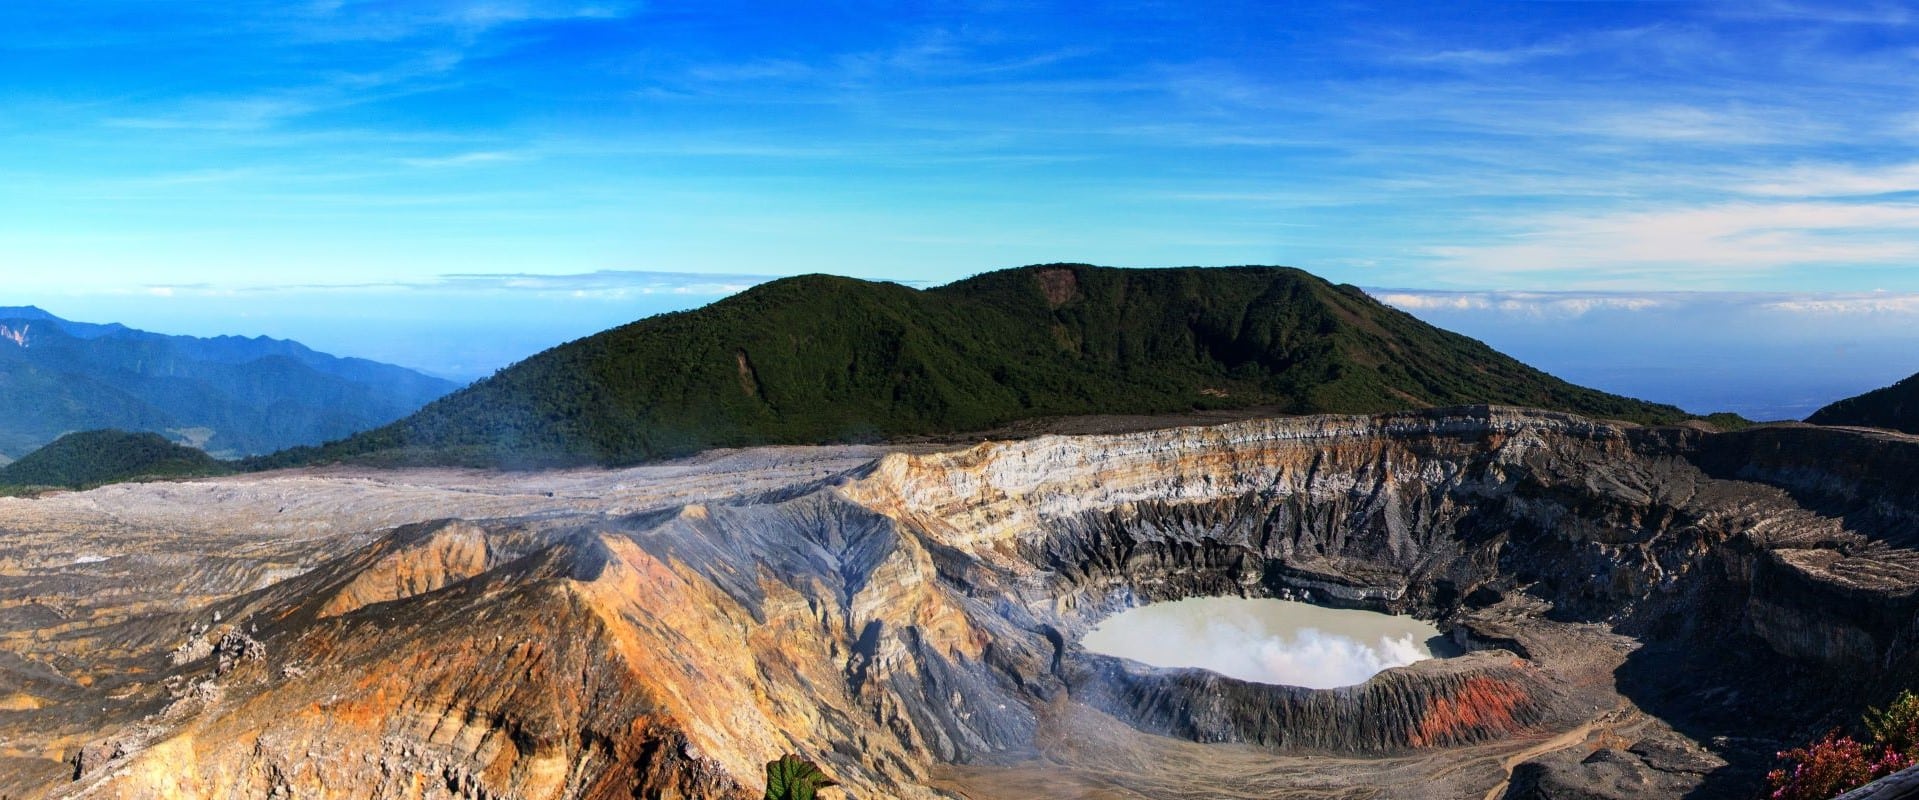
[1081,597,1439,689]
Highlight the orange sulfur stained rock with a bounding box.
[312,521,489,620]
[1409,675,1534,748]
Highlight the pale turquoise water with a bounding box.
[1081,597,1445,689]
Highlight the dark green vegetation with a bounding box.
[0,430,230,490]
[763,755,838,800]
[0,306,457,460]
[1808,372,1919,435]
[1699,412,1755,432]
[272,264,1694,469]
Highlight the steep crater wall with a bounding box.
[841,409,1919,776]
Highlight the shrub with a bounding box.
[1868,690,1919,759]
[1767,691,1919,799]
[765,754,838,800]
[1767,732,1894,800]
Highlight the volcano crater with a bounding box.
[9,407,1919,799]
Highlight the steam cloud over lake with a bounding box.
[1081,597,1443,689]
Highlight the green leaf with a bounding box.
[764,754,839,800]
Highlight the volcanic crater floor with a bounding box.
[0,408,1913,799]
[938,594,1714,800]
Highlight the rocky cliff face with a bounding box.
[2,408,1917,799]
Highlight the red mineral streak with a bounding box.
[1410,676,1531,748]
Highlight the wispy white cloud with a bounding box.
[399,150,522,168]
[143,270,784,298]
[1758,292,1919,314]
[1578,104,1802,144]
[1737,162,1919,197]
[1714,1,1916,26]
[95,167,278,188]
[289,0,640,42]
[84,3,617,142]
[324,50,467,89]
[1396,42,1576,67]
[98,50,470,136]
[1425,202,1919,284]
[104,97,318,132]
[1377,288,1919,318]
[1373,22,1726,72]
[432,270,775,296]
[1430,95,1829,148]
[1375,290,1672,317]
[683,59,818,84]
[17,2,1919,300]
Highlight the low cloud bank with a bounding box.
[1372,288,1919,420]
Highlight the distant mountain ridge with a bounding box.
[0,307,459,460]
[1807,372,1919,434]
[274,263,1694,468]
[0,305,129,340]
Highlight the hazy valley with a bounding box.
[0,306,455,464]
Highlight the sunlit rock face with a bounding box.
[6,408,1919,799]
[1081,597,1444,689]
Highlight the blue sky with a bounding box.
[4,1,1919,414]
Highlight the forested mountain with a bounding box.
[273,264,1692,468]
[0,430,229,489]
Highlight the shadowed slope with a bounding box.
[1809,372,1919,434]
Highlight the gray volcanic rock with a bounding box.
[1076,648,1555,752]
[0,408,1916,799]
[1839,764,1919,799]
